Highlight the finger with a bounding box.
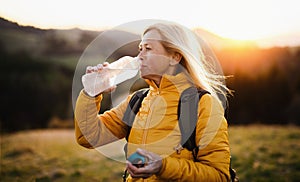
[92,66,99,72]
[109,85,117,92]
[103,62,109,67]
[126,161,137,171]
[126,162,140,176]
[127,160,151,174]
[96,64,103,70]
[136,148,147,156]
[136,148,151,160]
[128,170,150,179]
[126,163,151,179]
[127,161,148,174]
[86,66,93,73]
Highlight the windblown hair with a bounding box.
[143,22,231,107]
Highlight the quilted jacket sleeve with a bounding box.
[74,90,130,148]
[157,94,231,181]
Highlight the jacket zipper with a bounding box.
[141,90,159,148]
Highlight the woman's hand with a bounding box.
[84,62,116,94]
[126,148,163,179]
[86,62,109,74]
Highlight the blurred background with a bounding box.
[1,0,300,181]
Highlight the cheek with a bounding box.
[153,60,169,71]
[147,61,169,75]
[149,54,170,67]
[140,54,171,77]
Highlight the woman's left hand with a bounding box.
[126,148,163,179]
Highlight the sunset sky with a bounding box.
[1,0,299,47]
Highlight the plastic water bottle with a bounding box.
[82,56,140,96]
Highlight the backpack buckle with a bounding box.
[174,144,184,154]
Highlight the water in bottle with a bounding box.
[82,56,140,96]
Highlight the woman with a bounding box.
[74,22,231,181]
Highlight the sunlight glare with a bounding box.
[0,0,299,44]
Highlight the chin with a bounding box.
[140,70,148,78]
[140,72,153,80]
[141,74,149,80]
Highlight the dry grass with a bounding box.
[1,125,300,181]
[229,125,300,181]
[0,129,125,182]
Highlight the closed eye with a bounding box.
[138,46,152,52]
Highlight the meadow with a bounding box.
[1,125,300,182]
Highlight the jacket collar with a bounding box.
[145,72,194,94]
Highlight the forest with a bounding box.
[0,17,299,132]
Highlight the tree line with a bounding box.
[0,44,73,132]
[219,46,300,125]
[0,36,299,132]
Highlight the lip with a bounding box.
[139,65,146,72]
[140,65,147,69]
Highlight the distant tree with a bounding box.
[0,49,73,132]
[44,34,68,55]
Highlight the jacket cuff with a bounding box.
[81,89,103,100]
[157,157,180,180]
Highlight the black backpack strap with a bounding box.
[178,87,238,181]
[122,88,149,141]
[177,87,210,160]
[122,88,149,181]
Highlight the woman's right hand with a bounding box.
[84,62,117,94]
[86,62,109,74]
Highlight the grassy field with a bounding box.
[1,125,300,182]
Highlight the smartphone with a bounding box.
[127,152,146,168]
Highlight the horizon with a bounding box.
[1,16,300,49]
[1,0,300,48]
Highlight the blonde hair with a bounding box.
[143,23,231,106]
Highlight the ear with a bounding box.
[170,52,182,66]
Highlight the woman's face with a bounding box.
[138,29,173,82]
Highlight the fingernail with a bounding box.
[97,64,103,69]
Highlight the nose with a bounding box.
[137,49,145,61]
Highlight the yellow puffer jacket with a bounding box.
[74,72,230,181]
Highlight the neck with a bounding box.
[149,75,162,87]
[152,65,181,87]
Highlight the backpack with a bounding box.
[122,87,238,182]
